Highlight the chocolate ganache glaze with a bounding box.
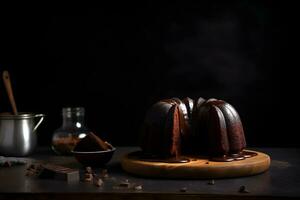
[140,97,256,162]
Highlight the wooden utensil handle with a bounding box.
[3,71,18,115]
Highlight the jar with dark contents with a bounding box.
[52,107,89,155]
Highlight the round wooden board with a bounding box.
[121,150,271,179]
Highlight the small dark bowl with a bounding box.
[72,147,116,167]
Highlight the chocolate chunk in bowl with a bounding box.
[72,132,115,167]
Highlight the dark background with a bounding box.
[0,1,293,147]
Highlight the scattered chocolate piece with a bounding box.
[134,185,143,191]
[25,170,36,176]
[26,168,37,172]
[119,179,131,187]
[205,161,209,164]
[84,173,93,182]
[41,164,80,182]
[102,173,109,178]
[85,167,92,174]
[208,179,215,185]
[26,163,79,182]
[112,179,143,191]
[100,169,109,178]
[93,176,103,187]
[239,185,249,193]
[180,187,187,192]
[25,164,43,177]
[27,164,35,170]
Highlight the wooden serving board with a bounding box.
[121,150,270,179]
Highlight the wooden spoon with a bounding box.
[3,71,18,115]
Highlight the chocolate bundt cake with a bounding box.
[140,97,250,161]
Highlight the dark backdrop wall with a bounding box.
[0,1,290,147]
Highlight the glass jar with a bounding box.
[51,107,89,155]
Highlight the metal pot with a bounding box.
[0,113,45,156]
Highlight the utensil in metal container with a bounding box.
[0,113,45,156]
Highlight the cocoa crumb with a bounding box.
[93,176,103,187]
[239,185,249,193]
[100,169,109,178]
[119,179,131,187]
[208,179,215,185]
[85,166,92,174]
[134,185,143,191]
[84,173,93,182]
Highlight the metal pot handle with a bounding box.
[33,114,45,133]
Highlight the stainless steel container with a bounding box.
[0,113,45,156]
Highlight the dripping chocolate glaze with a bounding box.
[129,151,190,163]
[211,151,258,162]
[130,150,257,163]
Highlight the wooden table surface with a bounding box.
[0,147,299,200]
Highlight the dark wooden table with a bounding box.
[0,147,299,200]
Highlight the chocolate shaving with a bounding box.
[208,179,215,185]
[74,132,111,152]
[239,185,250,193]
